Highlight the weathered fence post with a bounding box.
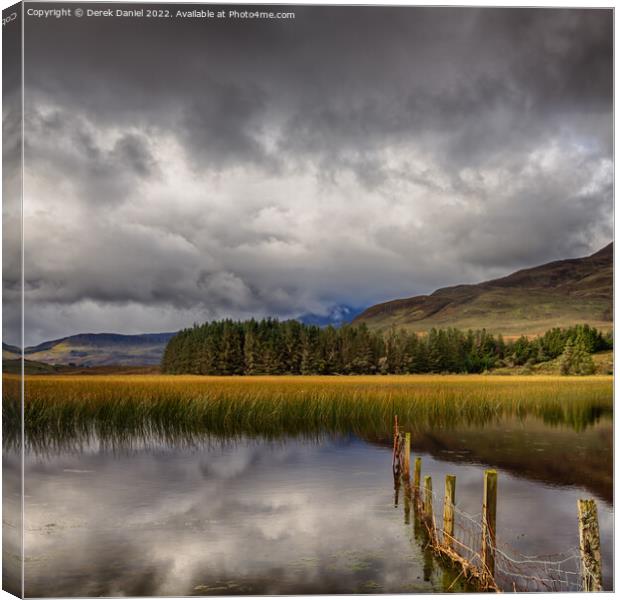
[392,415,400,475]
[413,457,422,492]
[392,415,399,451]
[443,474,456,549]
[402,432,411,482]
[423,475,433,519]
[424,475,436,543]
[404,484,411,525]
[577,499,603,592]
[481,469,498,579]
[393,475,401,508]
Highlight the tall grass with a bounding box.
[2,374,612,451]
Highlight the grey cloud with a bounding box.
[11,5,613,344]
[181,81,278,171]
[113,133,158,178]
[25,108,159,207]
[24,8,612,166]
[426,149,612,270]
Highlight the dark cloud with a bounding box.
[113,133,158,177]
[181,81,277,171]
[3,9,23,347]
[25,108,158,206]
[10,5,612,344]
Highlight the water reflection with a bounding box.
[14,413,612,504]
[3,381,612,454]
[3,452,22,596]
[18,428,613,596]
[389,416,613,503]
[23,438,449,596]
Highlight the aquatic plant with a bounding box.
[2,374,612,451]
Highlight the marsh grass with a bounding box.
[2,374,612,450]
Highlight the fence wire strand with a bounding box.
[392,430,586,592]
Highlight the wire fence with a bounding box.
[392,426,594,593]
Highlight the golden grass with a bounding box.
[3,374,612,447]
[14,374,613,393]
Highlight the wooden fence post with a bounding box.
[424,475,436,543]
[393,474,401,508]
[423,476,433,519]
[392,415,400,474]
[413,457,421,492]
[481,470,498,579]
[404,484,411,525]
[577,499,603,591]
[402,432,411,482]
[443,474,456,549]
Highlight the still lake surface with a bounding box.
[10,412,612,596]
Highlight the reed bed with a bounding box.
[2,374,612,451]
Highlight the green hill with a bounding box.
[2,343,20,361]
[2,332,175,368]
[354,243,613,336]
[2,358,71,375]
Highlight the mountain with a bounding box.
[354,243,613,336]
[4,244,612,368]
[2,358,70,375]
[2,343,21,360]
[6,332,176,367]
[297,304,364,328]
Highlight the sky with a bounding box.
[4,5,613,345]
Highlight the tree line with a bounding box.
[161,319,611,376]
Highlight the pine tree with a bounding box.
[560,337,595,375]
[560,338,575,375]
[244,327,261,374]
[573,339,596,375]
[160,320,609,376]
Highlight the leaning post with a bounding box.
[577,499,603,591]
[392,415,400,471]
[443,474,456,549]
[481,469,498,580]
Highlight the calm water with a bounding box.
[5,415,614,595]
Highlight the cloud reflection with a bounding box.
[22,436,613,595]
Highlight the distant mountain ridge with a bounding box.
[2,343,21,359]
[353,243,613,336]
[3,332,176,367]
[297,304,364,327]
[3,244,612,368]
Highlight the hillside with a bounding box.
[354,243,613,336]
[2,343,21,361]
[2,332,175,368]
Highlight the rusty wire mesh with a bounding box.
[393,430,585,592]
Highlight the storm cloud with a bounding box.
[12,5,613,344]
